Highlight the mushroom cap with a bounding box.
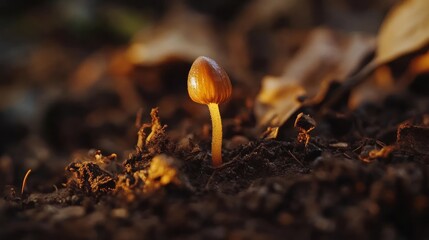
[187,56,232,105]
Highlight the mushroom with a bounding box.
[187,56,232,167]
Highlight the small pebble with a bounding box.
[329,142,348,148]
[111,208,129,219]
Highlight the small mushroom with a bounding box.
[187,56,232,167]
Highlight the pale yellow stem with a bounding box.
[208,103,222,167]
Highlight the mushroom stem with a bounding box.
[208,103,222,167]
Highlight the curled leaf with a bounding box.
[255,28,375,128]
[376,0,429,65]
[255,76,305,127]
[126,4,222,66]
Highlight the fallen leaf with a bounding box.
[376,0,429,65]
[255,28,375,128]
[325,0,429,110]
[261,126,280,139]
[126,3,222,66]
[255,76,305,127]
[349,0,429,108]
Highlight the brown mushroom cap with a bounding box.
[187,56,232,105]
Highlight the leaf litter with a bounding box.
[3,0,429,239]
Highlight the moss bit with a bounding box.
[187,56,232,167]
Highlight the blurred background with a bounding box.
[0,0,398,188]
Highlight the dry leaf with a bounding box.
[261,126,280,139]
[255,28,375,128]
[376,0,429,65]
[255,76,305,127]
[126,3,222,66]
[342,0,429,109]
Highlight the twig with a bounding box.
[135,108,144,128]
[204,171,216,190]
[288,150,305,167]
[215,159,237,170]
[352,141,366,153]
[376,140,386,147]
[21,169,32,195]
[205,157,237,189]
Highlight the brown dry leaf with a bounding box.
[376,0,429,65]
[350,0,429,108]
[338,0,429,109]
[126,3,222,66]
[255,76,305,127]
[255,28,375,128]
[261,126,280,139]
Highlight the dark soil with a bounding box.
[2,87,429,240]
[3,0,429,239]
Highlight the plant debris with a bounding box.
[3,1,429,239]
[376,0,429,65]
[66,162,116,196]
[294,112,316,146]
[21,169,32,195]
